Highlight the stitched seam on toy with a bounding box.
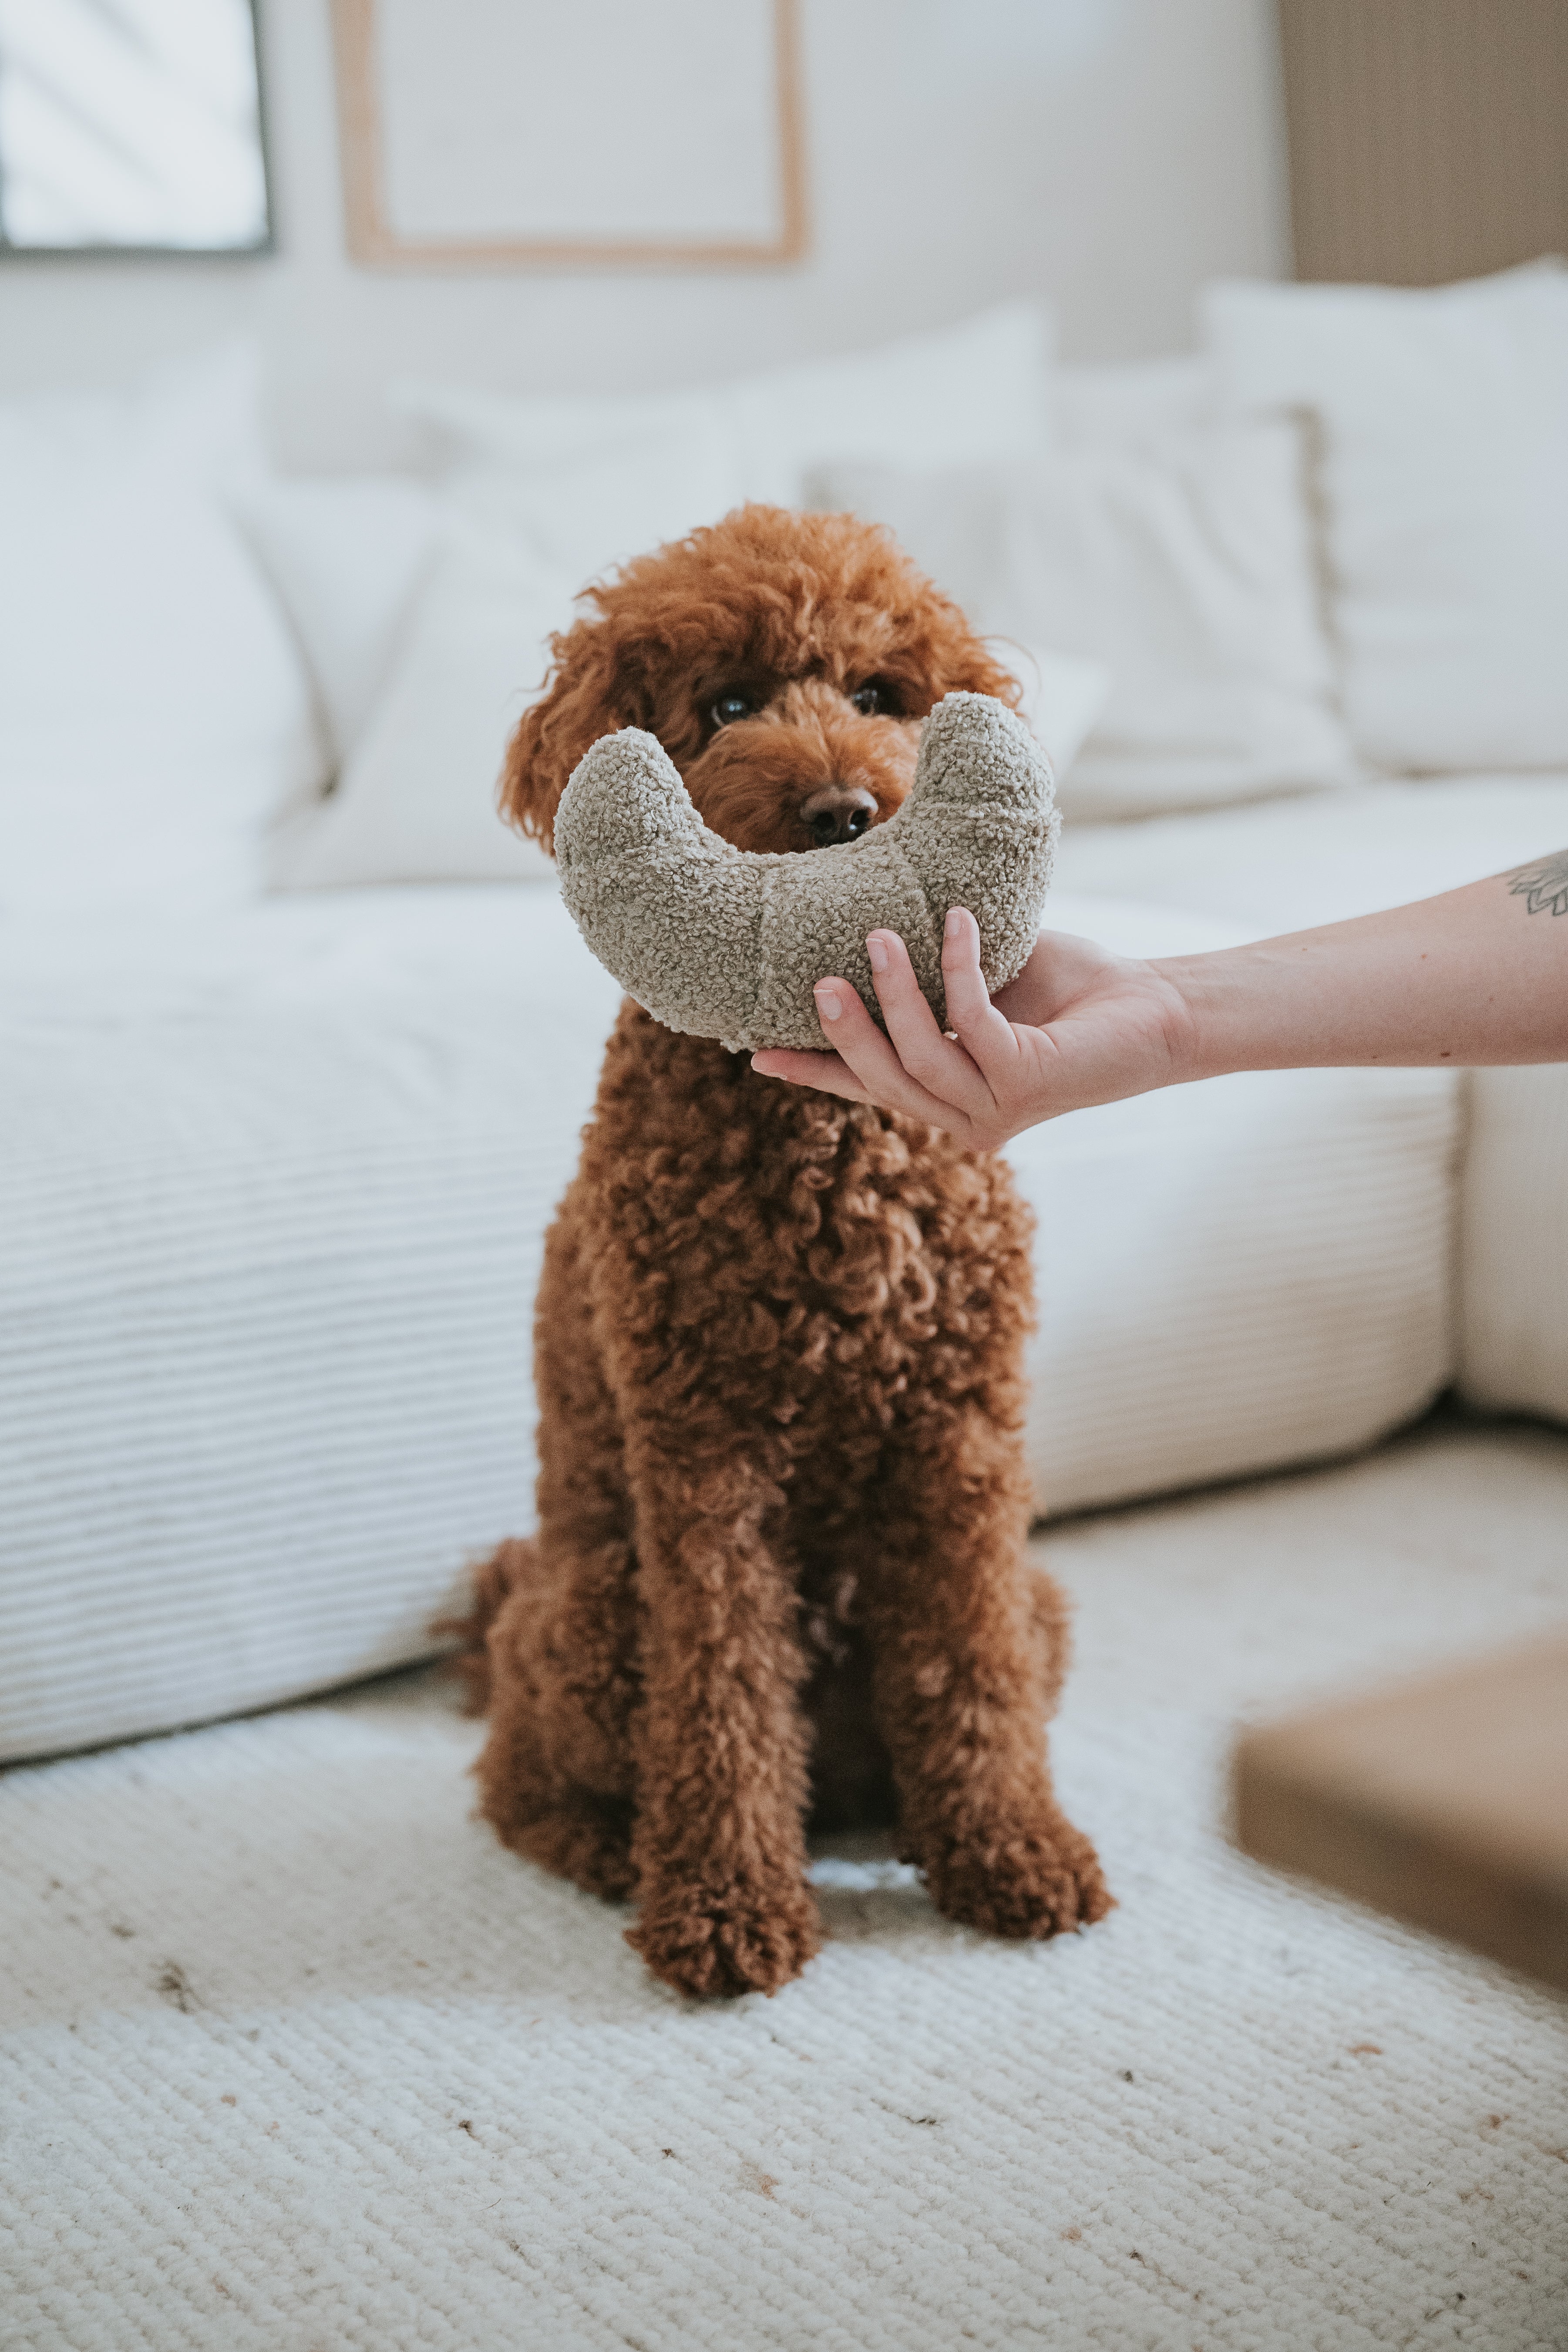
[742,868,772,1049]
[888,835,945,1012]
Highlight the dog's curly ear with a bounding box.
[500,613,648,856]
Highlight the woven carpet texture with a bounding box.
[3,1420,1566,2351]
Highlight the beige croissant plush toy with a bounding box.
[553,691,1058,1053]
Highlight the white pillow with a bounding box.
[234,431,737,776]
[234,477,444,764]
[270,525,1105,898]
[986,643,1112,780]
[441,416,750,590]
[1203,263,1568,773]
[394,303,1052,578]
[274,525,566,889]
[1054,355,1215,447]
[0,343,325,909]
[818,423,1357,820]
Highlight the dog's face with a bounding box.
[502,505,1022,858]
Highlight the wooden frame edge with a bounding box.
[329,0,808,271]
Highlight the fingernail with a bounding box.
[945,907,962,939]
[867,935,889,973]
[814,985,842,1020]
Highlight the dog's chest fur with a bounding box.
[574,1005,1034,1478]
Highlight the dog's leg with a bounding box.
[475,1214,639,1901]
[620,1433,820,1999]
[864,1407,1111,1940]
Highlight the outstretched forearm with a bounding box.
[751,851,1568,1151]
[1158,852,1568,1083]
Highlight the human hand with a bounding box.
[750,908,1200,1149]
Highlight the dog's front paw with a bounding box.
[628,1874,821,1999]
[918,1816,1112,1942]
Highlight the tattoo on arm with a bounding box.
[1507,850,1568,917]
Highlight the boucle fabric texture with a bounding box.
[554,691,1058,1053]
[4,1420,1567,2352]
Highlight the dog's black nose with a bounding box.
[799,784,876,847]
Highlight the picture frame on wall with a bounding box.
[330,0,807,269]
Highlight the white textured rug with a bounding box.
[4,1420,1567,2352]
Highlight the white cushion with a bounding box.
[1054,773,1568,1436]
[0,890,619,1761]
[395,302,1052,581]
[234,476,444,763]
[270,480,1108,894]
[0,885,1457,1758]
[1009,898,1457,1518]
[1460,1066,1568,1423]
[273,525,565,888]
[817,423,1357,819]
[437,417,752,589]
[990,644,1112,782]
[0,343,325,909]
[1053,772,1568,929]
[281,310,1054,885]
[1203,263,1568,773]
[1053,354,1215,445]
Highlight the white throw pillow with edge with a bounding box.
[1053,354,1214,447]
[439,414,750,596]
[233,418,742,784]
[271,537,1107,897]
[232,477,445,767]
[816,421,1358,822]
[271,411,761,891]
[392,300,1053,515]
[0,340,327,912]
[985,643,1112,781]
[273,522,569,891]
[1202,260,1568,774]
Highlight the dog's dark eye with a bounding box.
[710,693,753,728]
[850,682,892,717]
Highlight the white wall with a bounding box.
[0,0,1289,470]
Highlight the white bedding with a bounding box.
[0,884,1456,1761]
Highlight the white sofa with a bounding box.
[1056,777,1568,1436]
[3,285,1565,1763]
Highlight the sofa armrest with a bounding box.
[1459,1065,1568,1423]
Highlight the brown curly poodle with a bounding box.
[447,504,1110,1999]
